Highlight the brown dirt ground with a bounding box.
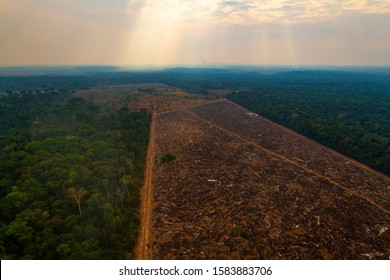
[135,112,156,260]
[74,84,215,112]
[150,99,390,260]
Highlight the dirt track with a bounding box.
[135,112,156,260]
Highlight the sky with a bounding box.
[1,0,390,66]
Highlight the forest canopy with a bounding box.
[0,88,150,259]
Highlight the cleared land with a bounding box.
[151,99,390,259]
[75,84,215,112]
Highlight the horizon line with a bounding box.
[1,64,390,69]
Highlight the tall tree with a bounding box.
[67,187,87,215]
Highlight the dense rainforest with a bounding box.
[227,71,390,176]
[0,88,150,259]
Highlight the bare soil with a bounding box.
[150,99,390,259]
[75,84,215,112]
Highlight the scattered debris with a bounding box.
[314,215,321,225]
[150,101,390,260]
[246,112,258,117]
[378,226,388,236]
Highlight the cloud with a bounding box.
[126,0,145,16]
[8,0,386,27]
[1,0,389,66]
[221,1,252,10]
[214,0,390,24]
[117,0,390,26]
[4,0,390,27]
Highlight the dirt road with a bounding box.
[135,112,156,260]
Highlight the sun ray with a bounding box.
[1,0,389,65]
